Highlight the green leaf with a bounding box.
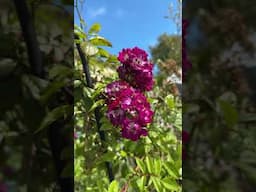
[49,65,72,80]
[75,30,86,40]
[100,123,112,131]
[218,100,238,127]
[40,80,67,104]
[88,23,101,34]
[148,98,158,105]
[163,162,179,179]
[151,177,162,192]
[97,151,115,165]
[91,85,104,99]
[0,58,16,77]
[161,177,179,191]
[97,179,105,192]
[136,158,146,173]
[155,158,162,175]
[145,156,154,174]
[165,95,175,109]
[120,150,127,157]
[35,105,72,133]
[82,94,93,111]
[22,75,40,100]
[100,116,113,131]
[130,178,139,191]
[98,47,110,58]
[82,43,99,56]
[108,180,118,192]
[90,36,112,47]
[137,176,146,191]
[88,99,105,113]
[106,55,118,63]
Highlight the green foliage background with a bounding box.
[183,0,256,191]
[0,0,73,191]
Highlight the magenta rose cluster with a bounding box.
[117,47,154,91]
[104,47,154,141]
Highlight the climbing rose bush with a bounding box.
[105,80,154,141]
[104,47,155,141]
[117,47,154,91]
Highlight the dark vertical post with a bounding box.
[75,36,114,182]
[12,0,43,77]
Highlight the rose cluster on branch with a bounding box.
[117,47,154,91]
[105,47,154,141]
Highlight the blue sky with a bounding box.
[75,0,178,57]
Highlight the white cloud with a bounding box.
[89,7,106,18]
